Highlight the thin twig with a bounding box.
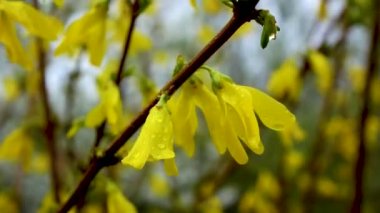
[58,4,259,211]
[32,0,62,203]
[93,1,140,150]
[350,4,380,212]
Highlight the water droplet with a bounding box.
[269,33,277,41]
[158,144,166,149]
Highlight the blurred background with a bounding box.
[0,0,379,212]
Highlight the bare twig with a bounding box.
[93,0,140,150]
[32,0,62,203]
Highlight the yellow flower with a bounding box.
[0,128,34,170]
[2,76,21,101]
[213,72,295,162]
[267,58,301,101]
[121,103,175,169]
[169,70,295,165]
[106,181,137,213]
[85,80,124,134]
[55,4,107,66]
[0,0,62,69]
[308,50,333,94]
[169,77,249,163]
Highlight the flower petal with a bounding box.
[247,87,295,131]
[0,14,30,69]
[168,86,198,156]
[2,1,62,40]
[193,84,227,153]
[122,106,174,169]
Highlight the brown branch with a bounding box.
[59,3,261,212]
[350,5,380,212]
[32,0,62,203]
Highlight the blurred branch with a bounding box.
[32,0,62,204]
[301,16,350,213]
[351,4,380,212]
[59,2,262,211]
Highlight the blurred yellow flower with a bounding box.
[0,128,34,171]
[280,121,305,147]
[203,0,224,14]
[316,177,339,198]
[239,171,280,213]
[308,50,333,95]
[198,196,223,213]
[267,58,301,101]
[106,181,137,213]
[55,4,107,66]
[150,175,171,197]
[2,76,21,101]
[85,80,124,134]
[0,0,62,70]
[121,103,175,169]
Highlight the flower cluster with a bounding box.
[121,68,295,173]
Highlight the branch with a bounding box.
[350,5,380,212]
[32,0,62,203]
[59,3,261,212]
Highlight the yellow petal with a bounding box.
[102,82,122,124]
[267,58,301,101]
[190,0,197,8]
[85,104,106,127]
[106,181,137,213]
[308,50,333,94]
[164,158,179,176]
[192,83,227,153]
[248,87,295,131]
[129,31,152,55]
[122,106,175,169]
[202,0,223,14]
[0,14,31,69]
[168,85,197,156]
[53,0,64,7]
[223,105,249,164]
[0,128,34,170]
[55,6,106,66]
[2,1,62,40]
[220,83,263,154]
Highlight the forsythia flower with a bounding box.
[0,0,62,70]
[0,128,34,170]
[106,181,137,213]
[212,71,296,163]
[122,103,176,170]
[85,80,124,134]
[55,3,107,66]
[169,70,295,165]
[267,58,301,101]
[308,50,333,94]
